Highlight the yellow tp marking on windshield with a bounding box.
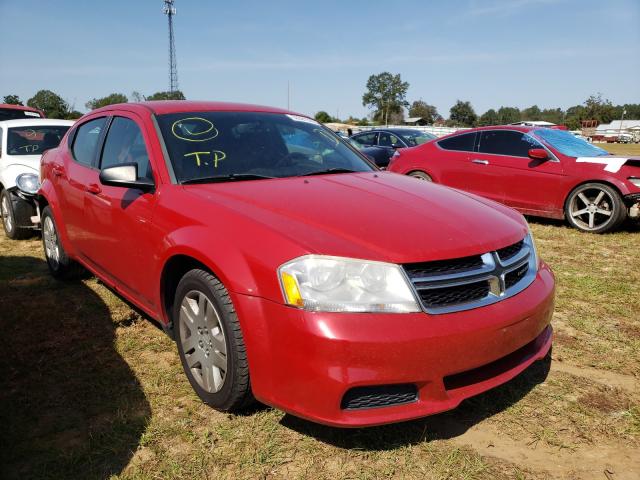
[211,150,226,167]
[172,117,219,142]
[184,151,210,166]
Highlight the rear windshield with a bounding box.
[397,130,437,146]
[0,108,43,121]
[7,126,70,155]
[156,111,374,182]
[534,128,608,158]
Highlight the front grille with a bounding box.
[418,281,490,308]
[505,263,529,289]
[403,237,535,314]
[497,240,524,262]
[404,255,484,279]
[341,384,418,410]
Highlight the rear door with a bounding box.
[475,130,565,214]
[57,116,108,247]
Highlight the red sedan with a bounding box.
[388,126,640,233]
[36,101,554,427]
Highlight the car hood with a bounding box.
[184,172,528,264]
[3,155,40,172]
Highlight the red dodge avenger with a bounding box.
[37,101,554,427]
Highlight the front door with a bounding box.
[82,114,159,308]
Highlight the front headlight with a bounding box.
[16,173,40,195]
[628,177,640,188]
[278,255,420,313]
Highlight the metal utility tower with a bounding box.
[163,0,179,93]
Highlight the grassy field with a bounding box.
[1,144,639,480]
[594,142,640,156]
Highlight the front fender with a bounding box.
[0,164,38,191]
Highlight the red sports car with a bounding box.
[35,101,554,427]
[388,126,640,233]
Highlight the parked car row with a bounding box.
[1,100,636,428]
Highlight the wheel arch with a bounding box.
[563,179,627,212]
[406,169,435,181]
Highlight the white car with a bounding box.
[0,118,74,239]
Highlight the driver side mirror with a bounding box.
[99,163,154,191]
[528,148,549,161]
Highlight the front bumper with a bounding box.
[233,262,555,427]
[625,193,640,218]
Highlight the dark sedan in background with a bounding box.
[350,128,437,167]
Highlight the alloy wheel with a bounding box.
[43,215,60,268]
[1,195,13,233]
[569,186,615,231]
[179,290,227,393]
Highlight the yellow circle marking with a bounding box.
[171,117,219,142]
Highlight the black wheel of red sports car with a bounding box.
[173,269,254,411]
[565,183,626,233]
[408,171,433,182]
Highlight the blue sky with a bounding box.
[0,0,638,118]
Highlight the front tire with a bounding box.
[173,269,253,411]
[1,189,32,240]
[565,183,626,233]
[41,206,83,278]
[408,171,433,182]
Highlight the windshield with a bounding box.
[534,128,608,158]
[7,126,70,155]
[0,108,43,121]
[397,130,437,146]
[157,111,375,182]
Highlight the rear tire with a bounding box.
[1,189,33,240]
[408,171,433,181]
[41,206,83,279]
[173,269,254,412]
[565,183,626,233]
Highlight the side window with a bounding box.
[352,132,377,146]
[438,132,476,152]
[478,130,542,157]
[72,117,107,166]
[100,117,152,179]
[378,133,401,147]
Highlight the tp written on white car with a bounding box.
[0,118,74,239]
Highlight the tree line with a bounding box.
[2,90,186,119]
[317,71,639,130]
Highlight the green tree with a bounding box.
[3,94,23,105]
[85,93,128,110]
[146,90,186,101]
[497,106,521,124]
[478,109,499,126]
[27,90,70,119]
[521,105,542,120]
[449,100,477,127]
[540,108,564,125]
[314,111,334,123]
[362,72,409,126]
[408,100,441,124]
[584,93,615,124]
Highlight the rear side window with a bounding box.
[100,117,152,179]
[478,130,542,157]
[378,132,401,147]
[438,132,476,152]
[72,117,107,166]
[352,132,377,146]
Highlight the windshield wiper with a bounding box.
[300,168,358,177]
[181,174,275,185]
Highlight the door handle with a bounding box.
[86,184,102,195]
[471,159,489,165]
[52,165,64,177]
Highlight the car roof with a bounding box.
[355,128,428,135]
[89,100,301,117]
[0,118,75,128]
[0,103,43,113]
[451,125,535,134]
